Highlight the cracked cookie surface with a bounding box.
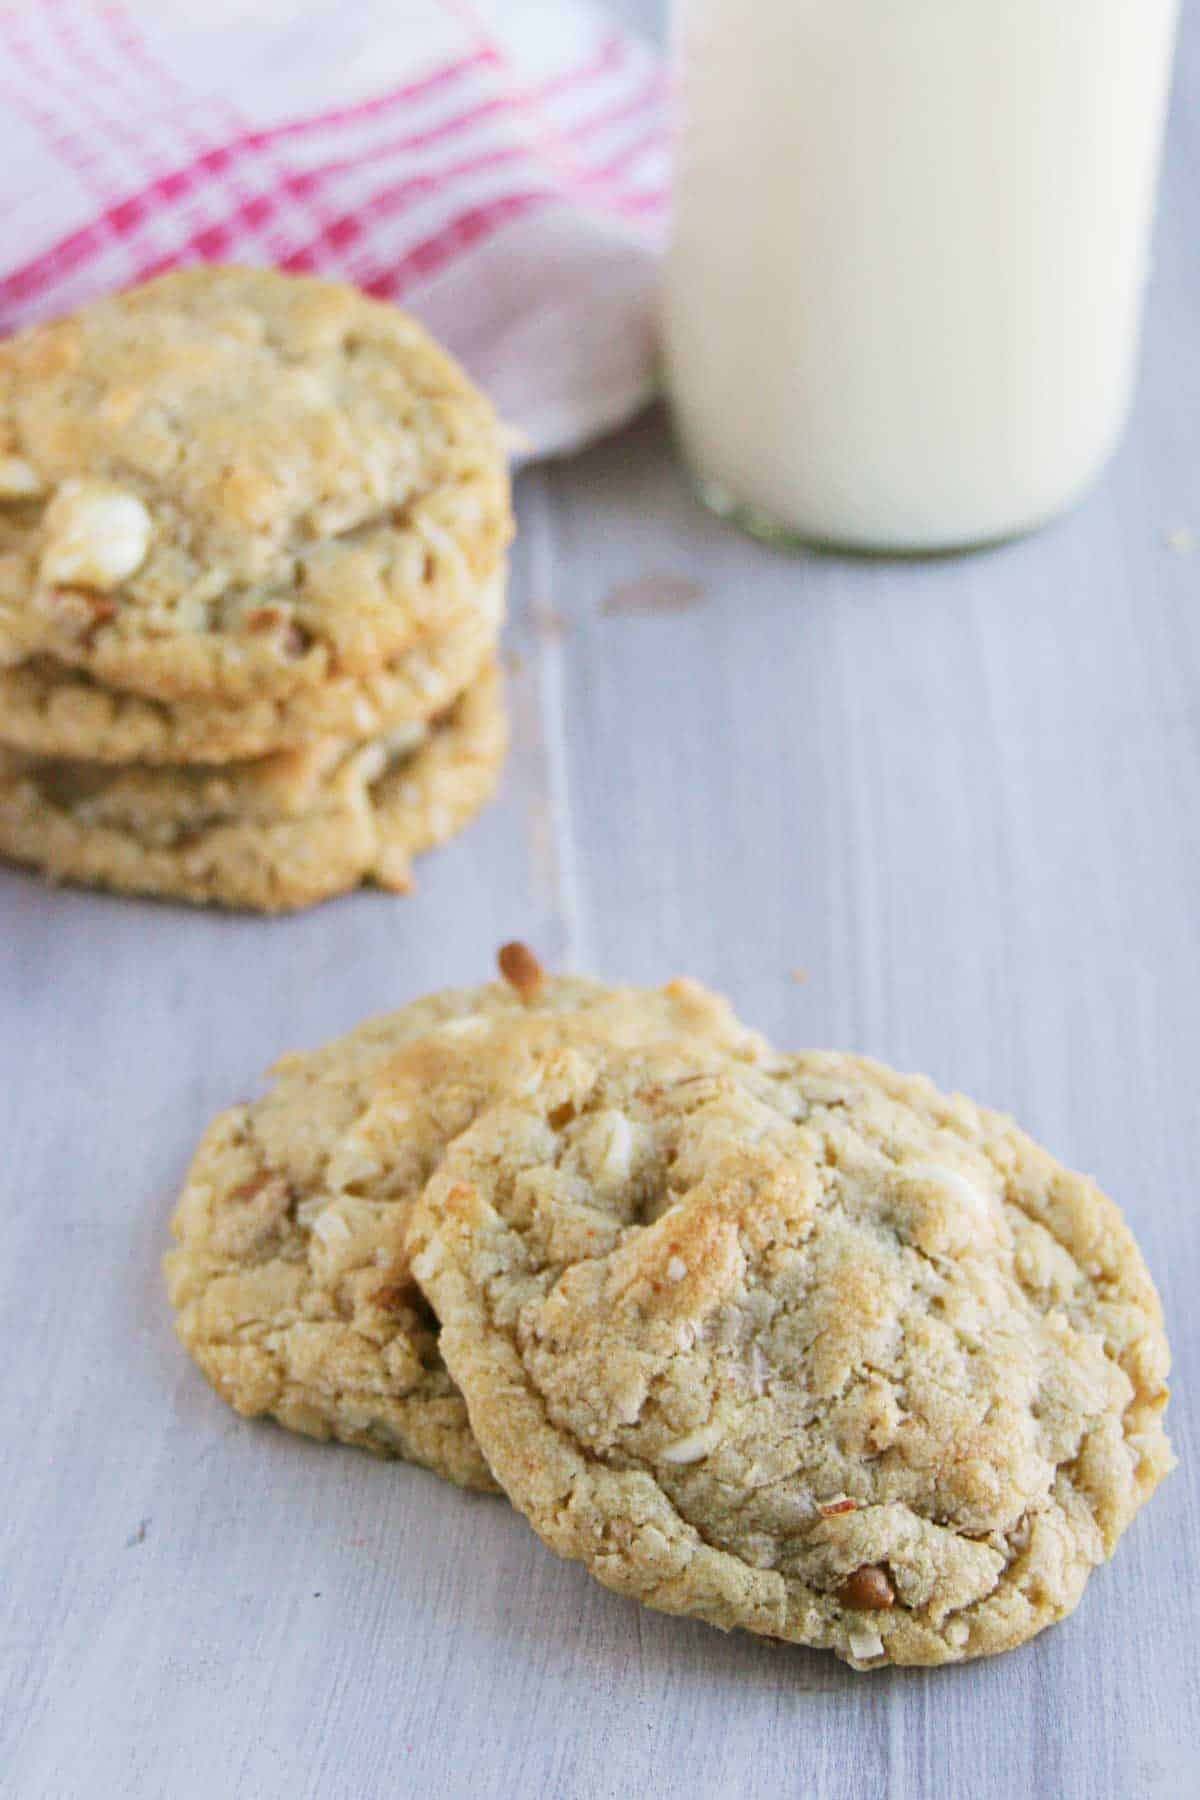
[0,267,511,703]
[0,566,503,763]
[0,661,506,911]
[409,1045,1172,1665]
[164,969,767,1488]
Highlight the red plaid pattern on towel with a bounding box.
[0,0,669,457]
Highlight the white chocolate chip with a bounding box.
[311,1207,352,1247]
[0,455,45,499]
[666,1255,688,1283]
[945,1618,970,1649]
[903,1163,991,1217]
[658,1419,723,1464]
[593,1111,634,1187]
[847,1624,885,1661]
[39,480,152,590]
[326,1141,383,1190]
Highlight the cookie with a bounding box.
[0,267,511,703]
[164,959,768,1489]
[0,662,506,911]
[0,566,503,763]
[410,1045,1173,1666]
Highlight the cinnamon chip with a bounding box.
[371,1282,411,1314]
[38,586,116,640]
[246,605,287,632]
[227,1173,281,1206]
[497,940,545,999]
[837,1565,895,1611]
[245,605,311,660]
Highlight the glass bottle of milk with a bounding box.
[663,1,1180,553]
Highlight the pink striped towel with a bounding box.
[0,0,668,458]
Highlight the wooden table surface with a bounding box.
[3,7,1199,1797]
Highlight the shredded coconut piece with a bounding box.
[595,1112,634,1186]
[312,1207,352,1246]
[847,1624,884,1661]
[327,1143,383,1188]
[659,1420,723,1464]
[295,1193,331,1227]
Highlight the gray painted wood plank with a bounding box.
[2,3,1199,1795]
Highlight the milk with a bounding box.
[663,0,1180,552]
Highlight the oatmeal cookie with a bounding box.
[410,1046,1172,1665]
[0,267,511,703]
[164,959,766,1488]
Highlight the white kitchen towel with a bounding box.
[0,0,668,458]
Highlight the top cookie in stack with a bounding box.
[0,267,512,909]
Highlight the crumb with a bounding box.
[789,967,808,984]
[530,602,570,639]
[125,1518,150,1548]
[1166,525,1196,557]
[602,574,707,617]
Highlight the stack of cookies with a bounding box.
[166,945,1173,1670]
[0,269,511,911]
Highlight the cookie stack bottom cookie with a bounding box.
[0,661,506,911]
